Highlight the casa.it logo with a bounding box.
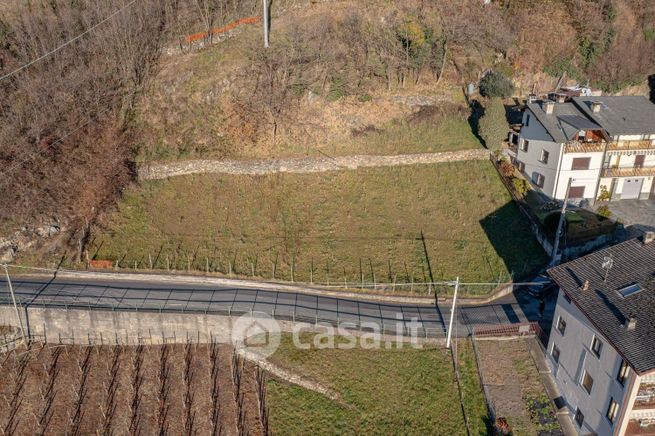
[231,312,281,358]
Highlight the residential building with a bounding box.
[509,96,655,202]
[546,233,655,435]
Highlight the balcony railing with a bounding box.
[608,140,655,151]
[634,384,655,410]
[564,141,606,153]
[564,140,655,154]
[601,166,655,178]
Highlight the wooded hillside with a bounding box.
[1,0,654,258]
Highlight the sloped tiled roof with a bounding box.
[573,96,655,136]
[548,237,655,374]
[525,102,602,143]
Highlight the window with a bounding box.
[557,316,567,335]
[617,359,630,385]
[551,344,561,363]
[532,172,545,188]
[617,283,642,299]
[569,186,586,198]
[520,139,530,152]
[540,149,550,164]
[575,408,585,427]
[581,371,594,394]
[525,114,531,127]
[571,157,591,170]
[591,336,603,358]
[606,398,619,424]
[517,161,526,173]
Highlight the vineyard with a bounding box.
[0,342,269,435]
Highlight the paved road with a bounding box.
[0,276,554,338]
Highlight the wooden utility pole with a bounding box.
[3,265,26,345]
[551,178,573,266]
[262,0,269,48]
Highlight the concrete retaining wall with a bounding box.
[0,306,442,346]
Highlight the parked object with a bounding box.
[526,274,555,298]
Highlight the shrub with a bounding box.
[327,76,348,102]
[478,97,508,150]
[479,70,515,98]
[596,205,612,219]
[358,94,373,102]
[597,185,611,201]
[499,160,515,177]
[512,178,530,196]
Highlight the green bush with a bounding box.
[596,205,612,219]
[597,185,611,201]
[512,178,530,196]
[327,76,348,102]
[479,70,515,98]
[358,94,373,102]
[479,97,508,150]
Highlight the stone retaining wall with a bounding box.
[139,149,490,180]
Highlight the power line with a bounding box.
[0,0,138,82]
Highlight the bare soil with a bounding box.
[0,343,267,435]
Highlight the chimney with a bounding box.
[582,280,590,291]
[527,94,537,104]
[643,231,655,245]
[544,101,555,115]
[591,101,602,113]
[624,317,637,331]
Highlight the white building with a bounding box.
[509,96,655,202]
[547,233,655,435]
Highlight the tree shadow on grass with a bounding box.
[478,201,548,281]
[467,99,485,147]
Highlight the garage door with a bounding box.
[622,178,644,200]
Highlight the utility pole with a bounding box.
[446,277,460,349]
[262,0,269,48]
[551,178,573,266]
[3,265,26,345]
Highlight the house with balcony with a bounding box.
[509,96,655,202]
[546,232,655,435]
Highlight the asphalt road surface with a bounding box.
[0,276,556,338]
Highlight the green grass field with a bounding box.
[91,160,547,294]
[266,334,489,435]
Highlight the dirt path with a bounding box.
[139,149,490,180]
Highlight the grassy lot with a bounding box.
[266,334,488,435]
[321,116,482,156]
[455,338,491,435]
[91,161,547,294]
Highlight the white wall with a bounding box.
[555,152,604,200]
[517,109,563,197]
[547,290,634,435]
